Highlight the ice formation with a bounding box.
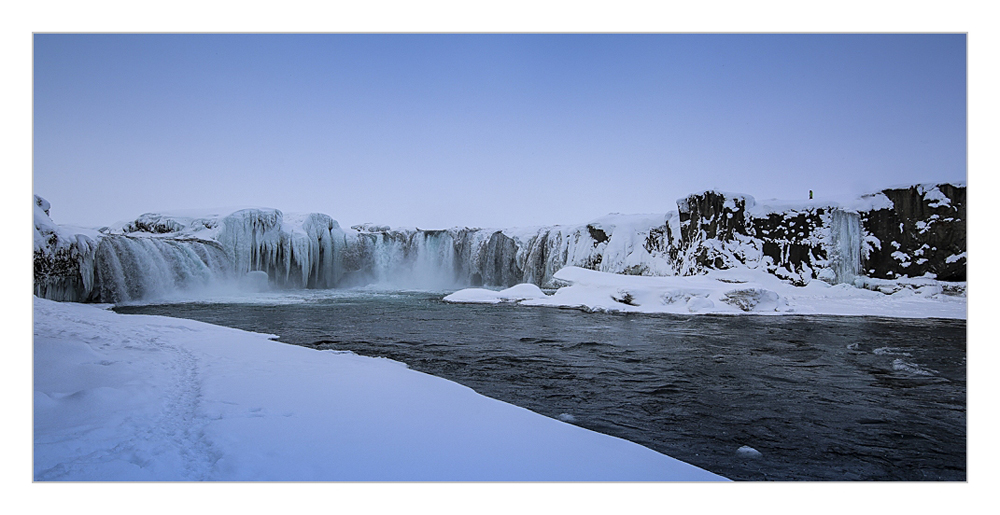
[829,210,862,285]
[33,182,967,303]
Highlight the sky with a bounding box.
[33,34,967,230]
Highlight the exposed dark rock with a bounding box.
[860,184,966,281]
[587,224,609,245]
[34,245,97,302]
[122,213,184,234]
[748,208,827,281]
[671,184,965,284]
[477,231,522,287]
[643,223,681,271]
[611,290,637,306]
[33,195,100,301]
[351,223,391,232]
[677,190,749,244]
[35,195,50,216]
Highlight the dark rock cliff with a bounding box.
[859,184,966,281]
[674,191,830,283]
[668,183,965,284]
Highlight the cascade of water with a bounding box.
[94,236,233,302]
[370,233,404,284]
[477,231,522,287]
[521,230,555,286]
[829,210,862,285]
[360,230,462,289]
[412,231,459,289]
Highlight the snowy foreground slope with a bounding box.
[445,267,967,319]
[33,297,726,481]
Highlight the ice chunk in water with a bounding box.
[736,445,762,458]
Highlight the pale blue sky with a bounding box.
[33,34,966,229]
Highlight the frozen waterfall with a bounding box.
[829,210,863,285]
[215,209,346,290]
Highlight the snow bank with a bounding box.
[33,297,725,481]
[446,266,966,319]
[442,283,548,304]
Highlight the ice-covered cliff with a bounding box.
[33,182,966,303]
[33,195,101,301]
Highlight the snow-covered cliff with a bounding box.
[33,195,101,301]
[33,182,966,303]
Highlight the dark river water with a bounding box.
[115,290,966,481]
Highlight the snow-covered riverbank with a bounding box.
[445,267,967,319]
[33,297,725,481]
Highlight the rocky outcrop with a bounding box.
[678,191,751,243]
[671,191,832,284]
[33,196,100,301]
[859,184,966,281]
[643,183,965,285]
[750,208,830,284]
[122,213,185,234]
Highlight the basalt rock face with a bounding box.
[674,191,831,284]
[859,184,966,281]
[34,240,99,302]
[670,184,966,284]
[675,192,755,274]
[678,191,750,243]
[751,208,830,284]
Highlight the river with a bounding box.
[115,288,966,480]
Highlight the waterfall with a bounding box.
[476,231,523,287]
[412,231,459,289]
[94,236,233,302]
[360,230,461,289]
[829,210,862,285]
[38,196,896,304]
[370,232,406,285]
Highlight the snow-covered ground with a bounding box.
[33,297,726,481]
[445,266,967,320]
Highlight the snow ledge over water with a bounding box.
[444,266,966,320]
